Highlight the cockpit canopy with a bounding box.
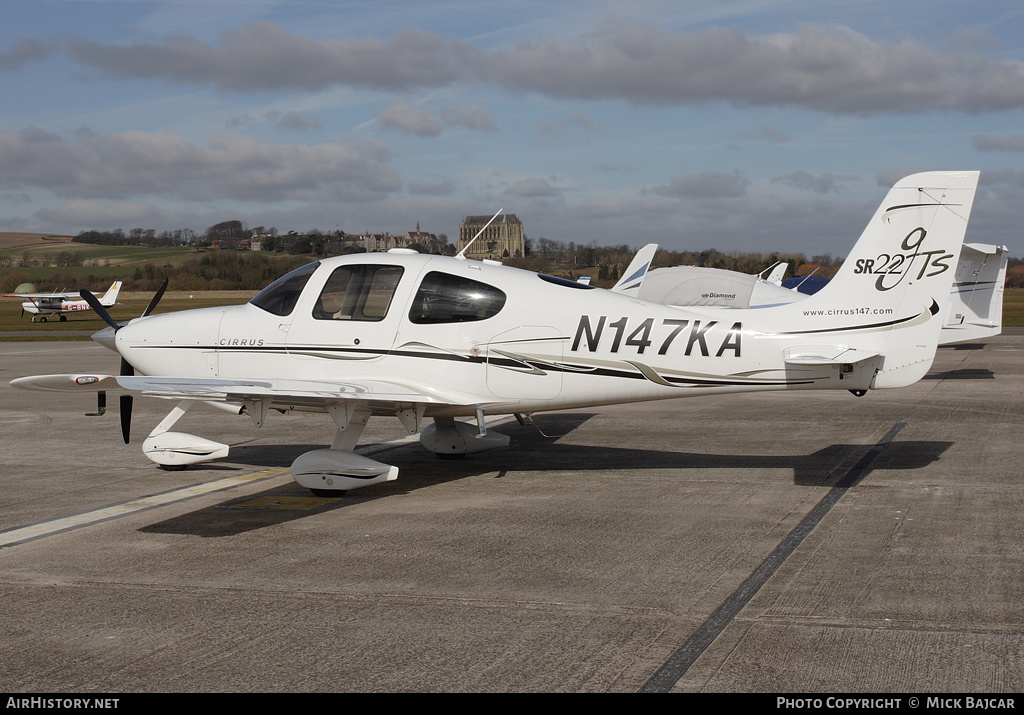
[249,260,507,324]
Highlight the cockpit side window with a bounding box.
[313,265,404,322]
[409,271,506,324]
[249,261,319,316]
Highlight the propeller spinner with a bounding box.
[80,279,168,444]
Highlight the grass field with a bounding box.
[1004,287,1024,327]
[0,232,75,250]
[1,243,199,282]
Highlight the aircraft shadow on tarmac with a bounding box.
[924,342,994,378]
[140,413,952,538]
[922,368,995,380]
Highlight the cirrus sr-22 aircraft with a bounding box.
[12,171,979,496]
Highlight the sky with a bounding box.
[2,0,1023,258]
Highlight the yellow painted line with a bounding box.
[0,468,288,548]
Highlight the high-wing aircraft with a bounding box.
[637,241,1007,345]
[11,171,979,496]
[3,281,122,322]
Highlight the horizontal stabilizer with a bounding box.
[783,345,880,366]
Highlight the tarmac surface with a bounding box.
[0,331,1021,693]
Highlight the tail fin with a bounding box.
[99,281,122,307]
[783,171,979,388]
[612,243,658,294]
[761,262,788,285]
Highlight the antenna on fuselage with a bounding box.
[790,267,820,291]
[456,208,503,260]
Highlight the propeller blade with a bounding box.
[80,289,120,331]
[120,394,132,444]
[118,357,134,442]
[142,278,168,318]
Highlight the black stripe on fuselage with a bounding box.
[132,342,817,389]
[766,309,923,337]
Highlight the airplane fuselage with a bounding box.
[113,251,892,418]
[22,298,95,318]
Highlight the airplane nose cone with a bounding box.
[91,325,118,352]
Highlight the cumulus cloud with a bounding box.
[378,101,497,136]
[504,177,563,198]
[971,134,1024,152]
[378,101,443,136]
[407,177,456,195]
[467,21,1024,113]
[876,167,934,187]
[65,21,1024,114]
[771,171,848,194]
[0,39,53,70]
[34,199,168,228]
[439,103,498,132]
[0,127,401,203]
[269,111,322,131]
[227,110,322,131]
[645,171,750,200]
[67,22,463,92]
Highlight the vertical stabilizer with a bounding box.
[100,281,122,307]
[781,171,979,388]
[612,243,658,294]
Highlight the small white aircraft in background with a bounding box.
[12,171,979,497]
[636,242,1007,345]
[3,281,122,323]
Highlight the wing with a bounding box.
[11,373,502,411]
[2,292,78,299]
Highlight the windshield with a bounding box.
[249,262,320,316]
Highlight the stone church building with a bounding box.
[457,214,525,260]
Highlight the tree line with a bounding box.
[3,220,1020,293]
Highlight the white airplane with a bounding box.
[3,281,122,322]
[637,242,1008,344]
[11,171,978,497]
